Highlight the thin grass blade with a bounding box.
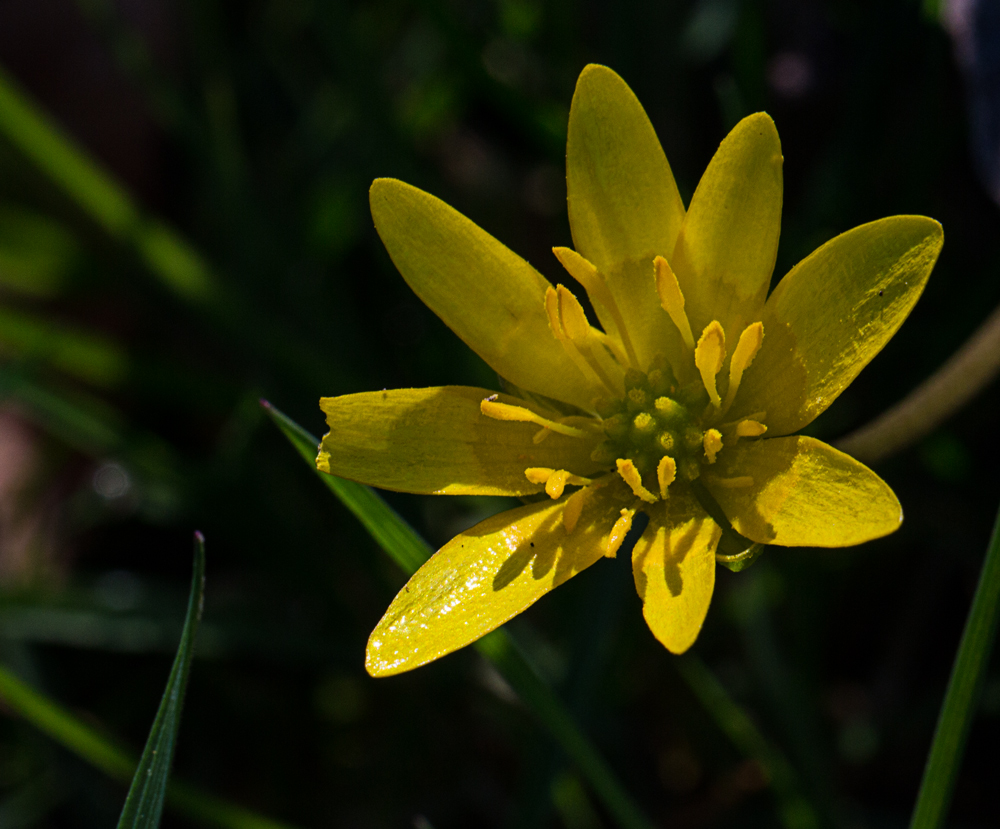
[909,500,1000,829]
[116,531,206,828]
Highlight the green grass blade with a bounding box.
[909,501,1000,829]
[0,606,298,829]
[0,63,215,303]
[264,400,655,829]
[260,400,431,573]
[117,532,206,828]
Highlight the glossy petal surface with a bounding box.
[370,179,601,411]
[670,113,783,342]
[710,436,902,547]
[366,492,625,676]
[318,386,603,496]
[632,492,721,654]
[566,64,685,369]
[732,217,944,435]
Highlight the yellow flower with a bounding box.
[317,65,943,677]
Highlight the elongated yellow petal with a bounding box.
[318,386,602,496]
[670,113,782,342]
[730,217,944,435]
[366,492,625,676]
[566,64,686,370]
[370,179,602,412]
[709,436,902,547]
[632,493,721,654]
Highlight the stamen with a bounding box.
[703,429,723,464]
[553,246,639,368]
[532,428,551,444]
[654,256,696,351]
[481,396,590,438]
[657,456,677,498]
[550,285,623,396]
[606,508,636,557]
[735,419,767,437]
[721,322,764,414]
[616,458,658,503]
[695,321,726,408]
[524,467,593,499]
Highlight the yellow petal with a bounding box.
[709,436,902,547]
[631,492,721,654]
[317,386,602,496]
[366,492,625,675]
[370,179,602,412]
[566,64,686,369]
[670,113,783,342]
[731,216,944,435]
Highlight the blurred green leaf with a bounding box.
[0,204,80,296]
[117,531,205,829]
[0,63,216,302]
[0,305,127,386]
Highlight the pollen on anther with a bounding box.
[703,429,723,464]
[606,509,636,557]
[657,456,677,498]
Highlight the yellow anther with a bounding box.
[654,256,695,350]
[481,396,590,438]
[606,508,636,558]
[524,467,554,485]
[545,469,570,499]
[708,475,754,488]
[695,321,726,408]
[703,428,723,463]
[616,458,658,503]
[657,456,677,499]
[554,246,639,368]
[735,419,767,438]
[524,467,593,499]
[563,487,588,533]
[556,285,591,342]
[722,322,764,414]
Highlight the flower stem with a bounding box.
[837,301,1000,464]
[908,498,1000,829]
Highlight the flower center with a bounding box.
[589,360,713,499]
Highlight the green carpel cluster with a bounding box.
[591,359,709,485]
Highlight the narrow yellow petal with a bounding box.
[695,321,726,408]
[565,65,686,371]
[703,428,723,463]
[709,436,902,547]
[616,458,658,503]
[669,113,782,341]
[606,508,636,557]
[317,387,603,496]
[632,494,721,654]
[657,456,677,498]
[731,217,944,435]
[370,179,602,411]
[722,322,763,414]
[545,285,564,339]
[366,493,625,676]
[654,255,696,350]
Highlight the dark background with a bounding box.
[0,0,998,827]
